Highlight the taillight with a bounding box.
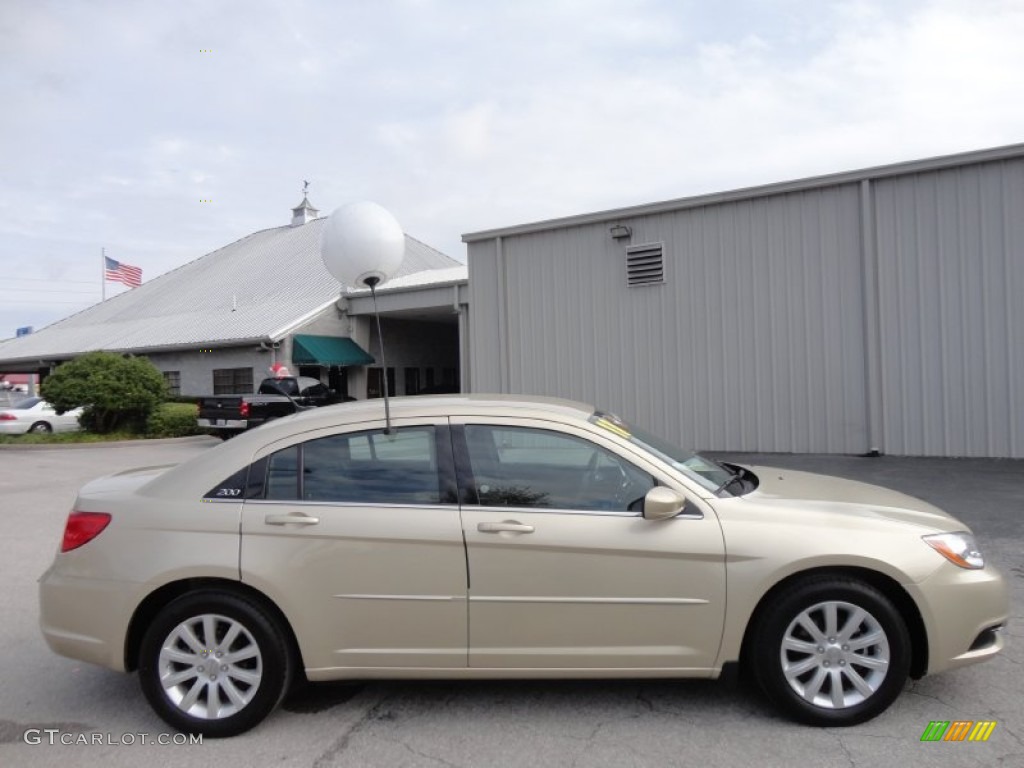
[239,402,250,418]
[61,512,111,552]
[0,413,16,421]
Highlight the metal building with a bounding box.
[463,144,1024,458]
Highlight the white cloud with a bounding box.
[2,0,1024,335]
[444,102,497,159]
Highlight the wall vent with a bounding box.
[626,243,665,287]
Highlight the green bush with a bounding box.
[146,402,202,438]
[41,351,168,434]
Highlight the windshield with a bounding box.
[589,411,734,492]
[12,397,41,409]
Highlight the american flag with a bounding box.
[104,256,142,288]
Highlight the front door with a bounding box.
[453,419,726,670]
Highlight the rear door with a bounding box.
[239,418,468,674]
[452,417,726,671]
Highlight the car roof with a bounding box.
[286,393,595,426]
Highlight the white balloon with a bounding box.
[320,201,405,288]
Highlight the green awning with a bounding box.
[291,335,375,366]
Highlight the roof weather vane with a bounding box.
[303,180,310,196]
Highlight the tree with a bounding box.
[41,351,168,433]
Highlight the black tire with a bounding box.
[28,421,52,434]
[750,577,910,726]
[138,591,292,737]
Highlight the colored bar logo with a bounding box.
[921,721,997,742]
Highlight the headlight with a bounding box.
[923,532,985,569]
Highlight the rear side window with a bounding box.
[266,447,300,499]
[258,426,446,505]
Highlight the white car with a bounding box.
[0,397,82,434]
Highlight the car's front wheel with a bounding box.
[750,577,911,726]
[138,591,292,737]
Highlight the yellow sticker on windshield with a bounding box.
[594,417,631,439]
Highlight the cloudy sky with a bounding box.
[2,0,1023,336]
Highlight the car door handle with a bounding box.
[265,513,320,526]
[477,521,535,534]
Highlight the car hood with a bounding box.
[737,465,962,532]
[79,465,177,498]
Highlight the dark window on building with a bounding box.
[328,366,348,398]
[425,368,436,389]
[213,367,254,395]
[367,367,395,399]
[462,425,654,512]
[404,367,420,396]
[163,370,181,396]
[442,367,457,388]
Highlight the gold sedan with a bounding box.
[39,395,1008,737]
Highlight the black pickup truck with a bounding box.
[197,376,343,437]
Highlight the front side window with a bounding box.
[462,425,654,512]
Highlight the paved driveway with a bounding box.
[1,440,1020,767]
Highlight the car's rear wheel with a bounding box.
[139,591,292,737]
[750,577,910,726]
[28,421,52,434]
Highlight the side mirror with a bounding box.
[642,486,687,521]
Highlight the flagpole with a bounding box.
[101,247,106,302]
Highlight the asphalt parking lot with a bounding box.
[0,439,1020,767]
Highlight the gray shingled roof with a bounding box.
[0,217,459,365]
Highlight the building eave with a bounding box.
[0,337,277,372]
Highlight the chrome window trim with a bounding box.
[243,499,460,511]
[470,504,703,520]
[472,504,640,518]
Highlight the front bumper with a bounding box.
[908,562,1009,675]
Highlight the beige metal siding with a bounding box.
[472,187,869,454]
[467,239,505,392]
[874,160,1024,457]
[467,148,1024,457]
